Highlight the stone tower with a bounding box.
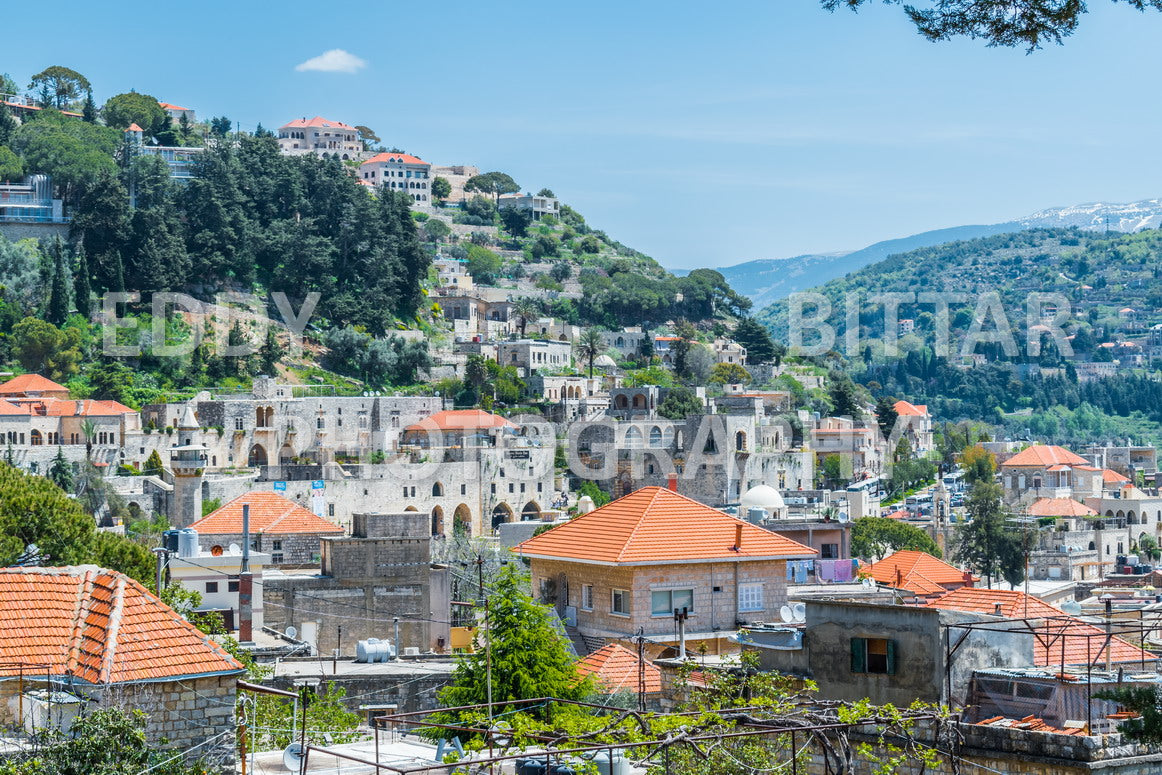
[169,404,207,528]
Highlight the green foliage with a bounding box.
[709,362,751,385]
[251,682,363,751]
[143,449,166,476]
[10,317,83,381]
[48,447,74,491]
[960,444,997,486]
[0,146,23,181]
[576,328,604,378]
[577,479,612,508]
[822,0,1159,50]
[0,706,212,775]
[465,244,502,284]
[500,205,533,237]
[431,175,452,204]
[10,109,120,199]
[953,481,1025,587]
[0,235,44,308]
[431,564,592,736]
[103,91,167,133]
[423,217,452,241]
[657,385,703,420]
[323,327,432,387]
[0,462,96,566]
[733,316,780,365]
[464,171,520,201]
[28,65,91,109]
[851,516,942,561]
[201,497,222,518]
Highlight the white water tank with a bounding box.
[356,638,396,663]
[177,528,199,558]
[593,751,630,775]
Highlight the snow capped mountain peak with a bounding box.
[1016,198,1162,233]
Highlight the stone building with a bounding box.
[0,566,244,766]
[188,491,344,566]
[497,338,573,377]
[261,510,449,656]
[277,116,361,158]
[515,486,817,655]
[359,152,432,204]
[429,164,479,204]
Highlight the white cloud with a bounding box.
[294,49,367,74]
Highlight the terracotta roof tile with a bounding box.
[404,409,516,434]
[576,643,662,694]
[1027,498,1097,518]
[865,551,969,596]
[190,492,343,535]
[281,116,355,131]
[514,487,816,565]
[0,374,68,396]
[0,566,243,684]
[363,152,429,166]
[927,588,1154,667]
[1002,445,1088,468]
[1103,469,1130,484]
[893,400,928,417]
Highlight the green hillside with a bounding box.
[755,227,1162,445]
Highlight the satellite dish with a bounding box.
[228,543,241,554]
[792,603,807,622]
[285,626,298,640]
[779,605,794,623]
[283,743,306,771]
[837,512,850,523]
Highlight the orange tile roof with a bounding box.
[514,486,816,565]
[363,152,429,166]
[883,509,909,520]
[576,643,662,694]
[893,400,929,417]
[1027,498,1096,518]
[865,551,969,596]
[0,374,68,396]
[1002,445,1088,468]
[404,409,516,434]
[190,492,343,535]
[158,102,191,111]
[281,116,355,130]
[0,566,243,684]
[1103,469,1130,484]
[126,122,144,132]
[927,588,1154,666]
[0,399,29,416]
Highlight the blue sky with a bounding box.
[5,0,1162,269]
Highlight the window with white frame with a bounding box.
[651,588,694,617]
[611,589,630,616]
[738,583,764,612]
[581,585,594,611]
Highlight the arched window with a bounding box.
[625,427,644,449]
[615,395,628,409]
[649,426,663,448]
[30,430,43,446]
[432,482,444,497]
[736,431,747,452]
[632,393,646,409]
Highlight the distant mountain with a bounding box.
[724,198,1162,308]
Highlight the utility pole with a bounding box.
[239,504,253,643]
[636,628,646,713]
[476,553,493,725]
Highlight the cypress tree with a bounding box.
[46,238,72,325]
[73,244,92,320]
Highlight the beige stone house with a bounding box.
[515,486,817,655]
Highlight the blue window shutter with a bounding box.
[886,639,897,675]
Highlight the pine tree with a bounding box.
[73,245,92,320]
[0,101,15,147]
[81,91,97,123]
[142,449,165,477]
[45,238,72,325]
[48,447,74,491]
[258,326,285,375]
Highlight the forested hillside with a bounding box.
[755,227,1162,444]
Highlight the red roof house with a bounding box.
[189,491,343,565]
[864,550,973,597]
[576,643,662,695]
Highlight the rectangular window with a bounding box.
[850,637,896,675]
[272,553,284,563]
[206,582,218,593]
[228,577,239,593]
[738,583,763,612]
[651,588,694,617]
[272,540,282,551]
[821,543,839,560]
[611,589,630,616]
[581,585,594,610]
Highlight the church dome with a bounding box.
[740,485,785,513]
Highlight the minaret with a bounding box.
[169,404,207,528]
[931,475,951,554]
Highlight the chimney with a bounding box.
[667,473,678,492]
[734,523,743,552]
[963,570,974,588]
[239,504,254,643]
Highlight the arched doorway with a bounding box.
[247,444,268,467]
[431,506,444,536]
[279,442,295,464]
[453,503,472,536]
[492,503,514,529]
[522,501,541,521]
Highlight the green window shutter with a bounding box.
[850,638,866,673]
[886,639,897,675]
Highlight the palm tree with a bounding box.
[577,329,604,379]
[512,297,540,338]
[80,418,96,461]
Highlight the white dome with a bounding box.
[576,495,597,514]
[594,354,617,369]
[740,485,785,513]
